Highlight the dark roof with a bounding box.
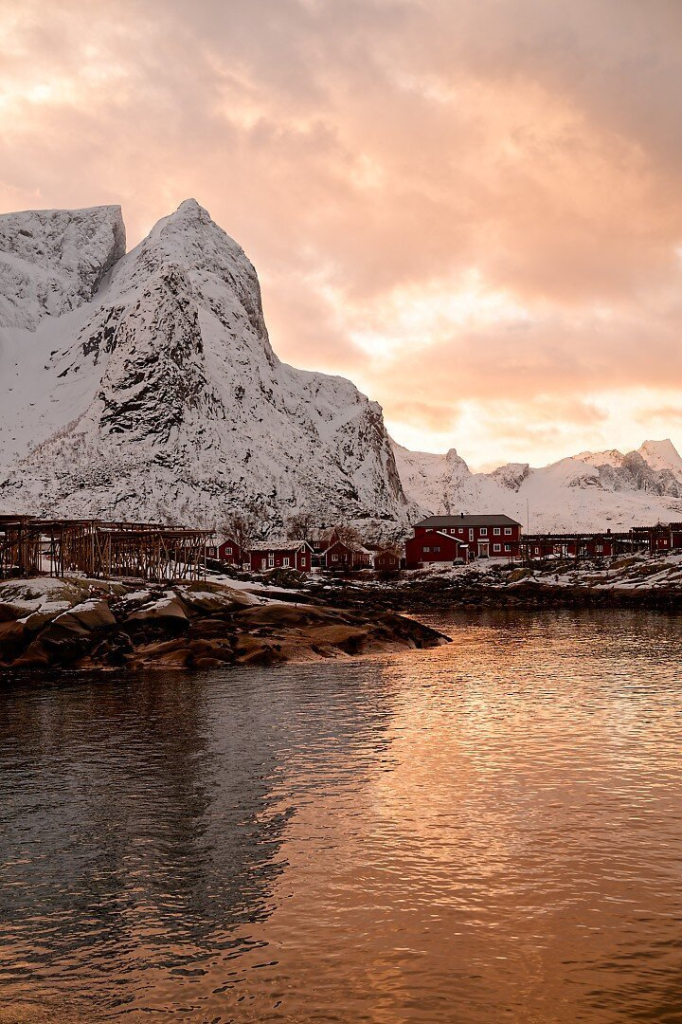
[414,514,521,528]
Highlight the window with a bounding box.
[595,545,603,554]
[332,553,339,562]
[300,557,306,567]
[268,553,274,567]
[534,547,540,554]
[504,527,512,536]
[423,546,431,553]
[493,528,500,536]
[505,544,511,552]
[480,527,488,536]
[459,528,464,534]
[226,546,232,554]
[283,556,290,567]
[493,543,501,552]
[433,545,441,552]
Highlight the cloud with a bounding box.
[1,0,682,467]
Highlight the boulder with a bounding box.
[126,596,189,624]
[0,619,28,662]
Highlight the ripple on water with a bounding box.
[1,608,682,1022]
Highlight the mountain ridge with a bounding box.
[392,438,682,532]
[0,200,406,536]
[0,198,679,538]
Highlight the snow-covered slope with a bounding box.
[393,439,682,532]
[1,198,678,538]
[0,200,406,532]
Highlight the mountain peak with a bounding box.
[0,204,126,330]
[637,439,682,472]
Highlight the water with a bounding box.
[1,608,682,1023]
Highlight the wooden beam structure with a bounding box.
[0,516,213,582]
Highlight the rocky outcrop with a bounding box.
[0,577,448,673]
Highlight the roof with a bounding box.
[249,539,311,552]
[324,538,372,554]
[414,514,521,528]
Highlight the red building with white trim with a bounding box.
[409,514,522,565]
[322,539,372,570]
[207,537,246,565]
[249,540,313,573]
[405,530,469,569]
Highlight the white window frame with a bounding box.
[504,544,511,552]
[283,556,290,567]
[480,527,488,536]
[493,543,501,552]
[493,527,500,536]
[504,527,512,536]
[268,553,275,567]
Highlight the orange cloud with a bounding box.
[1,0,682,468]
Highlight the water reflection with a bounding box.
[1,610,682,1021]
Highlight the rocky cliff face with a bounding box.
[0,200,406,533]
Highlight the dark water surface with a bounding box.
[2,609,682,1023]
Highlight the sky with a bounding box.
[1,0,682,470]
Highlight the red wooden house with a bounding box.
[405,530,469,569]
[522,533,614,559]
[373,548,401,572]
[411,514,522,561]
[322,539,372,570]
[207,537,246,565]
[249,540,313,573]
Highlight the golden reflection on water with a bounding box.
[1,609,682,1022]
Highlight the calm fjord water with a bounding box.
[1,609,682,1023]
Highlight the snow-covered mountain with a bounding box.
[393,439,682,533]
[0,200,406,532]
[1,197,679,539]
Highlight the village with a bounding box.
[2,511,682,583]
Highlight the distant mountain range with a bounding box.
[0,199,679,537]
[394,438,682,533]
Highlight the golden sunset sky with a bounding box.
[2,0,682,469]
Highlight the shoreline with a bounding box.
[300,553,682,615]
[0,577,449,675]
[4,552,682,676]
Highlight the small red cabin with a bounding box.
[322,539,372,570]
[373,549,401,572]
[215,538,245,565]
[249,540,313,573]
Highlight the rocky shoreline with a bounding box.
[0,577,449,674]
[303,555,682,614]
